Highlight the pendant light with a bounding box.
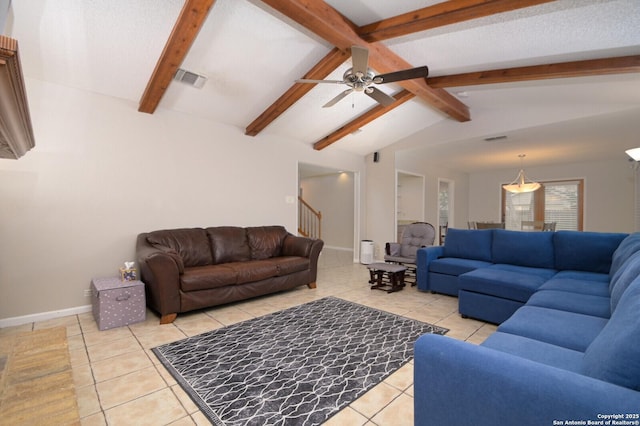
[503,154,541,193]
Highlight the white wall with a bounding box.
[299,173,354,250]
[0,79,366,322]
[396,172,423,223]
[468,159,635,232]
[364,150,396,261]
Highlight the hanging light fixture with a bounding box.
[503,154,541,193]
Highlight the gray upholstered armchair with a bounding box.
[385,222,435,285]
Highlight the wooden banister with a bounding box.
[298,196,322,239]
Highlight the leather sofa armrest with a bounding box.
[282,234,324,283]
[136,233,182,318]
[282,234,315,257]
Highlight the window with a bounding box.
[502,179,583,231]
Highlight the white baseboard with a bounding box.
[0,305,93,328]
[322,245,354,252]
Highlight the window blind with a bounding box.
[502,179,583,231]
[544,181,580,230]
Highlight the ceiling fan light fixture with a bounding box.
[298,46,428,108]
[503,154,541,194]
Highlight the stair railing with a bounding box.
[298,196,322,239]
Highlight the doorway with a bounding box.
[438,178,454,245]
[298,162,359,262]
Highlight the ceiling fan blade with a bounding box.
[365,87,396,107]
[323,89,353,108]
[351,46,369,76]
[373,66,429,84]
[296,79,345,84]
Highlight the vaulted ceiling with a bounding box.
[9,0,640,169]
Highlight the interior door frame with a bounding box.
[438,177,455,230]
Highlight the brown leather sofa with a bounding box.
[136,225,324,324]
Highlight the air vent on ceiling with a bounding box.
[484,135,508,142]
[174,68,207,89]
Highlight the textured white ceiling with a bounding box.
[7,0,640,168]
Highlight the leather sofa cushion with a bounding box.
[270,256,310,275]
[553,231,627,274]
[492,229,554,269]
[227,260,279,284]
[180,264,237,291]
[443,229,493,262]
[207,227,251,264]
[147,228,212,267]
[247,226,288,260]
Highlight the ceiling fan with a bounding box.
[297,46,429,108]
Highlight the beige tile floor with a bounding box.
[0,248,497,425]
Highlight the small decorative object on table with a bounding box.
[91,276,145,330]
[367,262,407,293]
[119,261,137,281]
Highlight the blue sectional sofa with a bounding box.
[414,230,640,425]
[417,228,628,324]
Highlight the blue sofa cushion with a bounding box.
[482,332,583,372]
[442,229,493,262]
[459,266,549,303]
[526,290,611,318]
[609,232,640,277]
[498,306,608,352]
[428,257,492,276]
[553,270,609,282]
[492,229,554,268]
[582,277,640,391]
[488,263,556,279]
[610,250,640,312]
[553,231,627,273]
[538,278,609,297]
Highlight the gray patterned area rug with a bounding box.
[152,296,448,426]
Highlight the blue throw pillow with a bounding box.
[442,229,493,262]
[582,276,640,391]
[492,229,554,269]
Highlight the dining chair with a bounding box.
[521,220,545,231]
[475,222,505,229]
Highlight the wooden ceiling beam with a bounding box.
[245,47,348,136]
[138,0,217,114]
[313,90,415,151]
[251,0,470,134]
[250,0,537,137]
[427,55,640,88]
[259,0,362,50]
[358,0,555,42]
